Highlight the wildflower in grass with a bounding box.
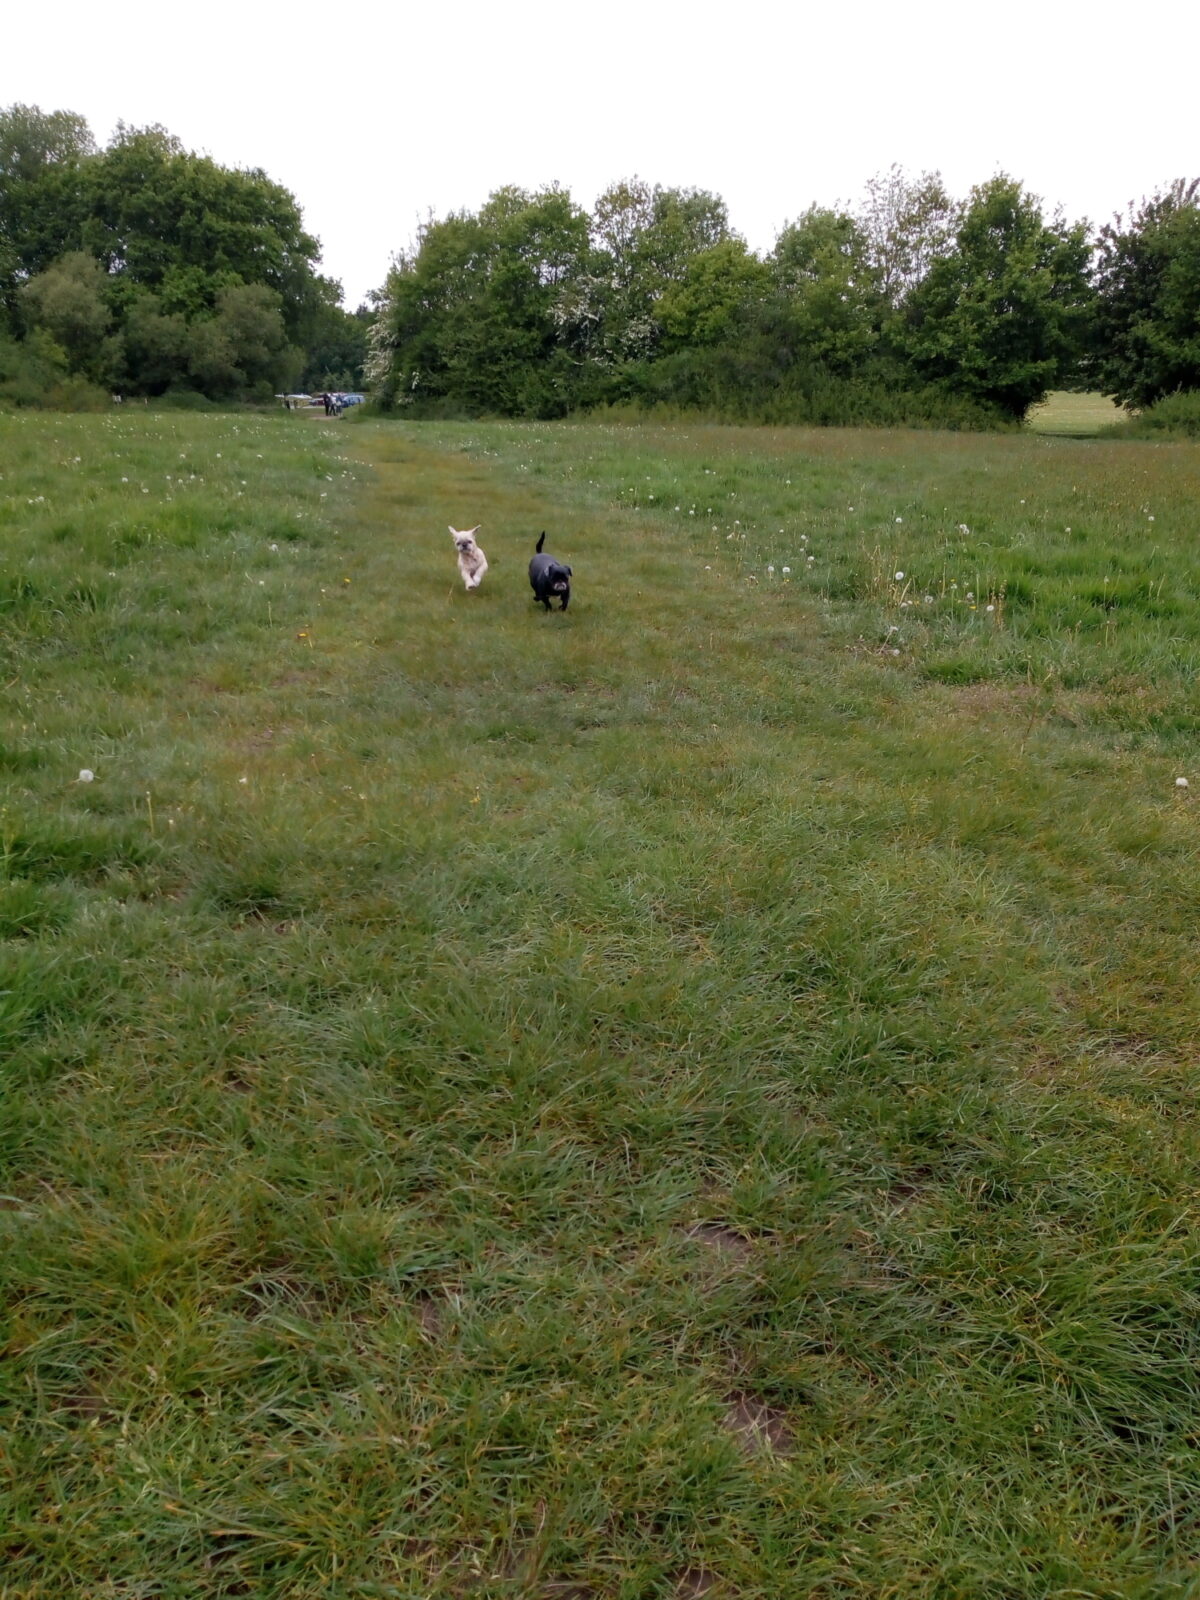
[767,565,775,574]
[986,604,995,612]
[895,517,903,524]
[895,571,904,580]
[78,769,94,783]
[1176,777,1189,789]
[782,566,791,575]
[958,523,970,534]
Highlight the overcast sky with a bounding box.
[7,0,1198,307]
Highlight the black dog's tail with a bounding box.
[536,532,546,553]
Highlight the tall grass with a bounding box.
[2,409,1199,1597]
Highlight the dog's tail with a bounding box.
[536,532,545,553]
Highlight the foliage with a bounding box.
[0,103,347,400]
[656,237,769,350]
[19,250,119,383]
[370,172,1105,427]
[769,207,887,372]
[903,176,1093,418]
[856,164,959,304]
[1116,386,1200,437]
[1091,179,1200,408]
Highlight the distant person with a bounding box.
[322,391,332,416]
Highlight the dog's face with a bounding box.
[450,524,480,555]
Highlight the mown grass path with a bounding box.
[2,412,1199,1598]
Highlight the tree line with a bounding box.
[4,102,1198,427]
[0,104,369,406]
[367,170,1200,426]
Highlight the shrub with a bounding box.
[1118,389,1200,438]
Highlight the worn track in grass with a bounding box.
[2,411,1198,1598]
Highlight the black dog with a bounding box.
[528,532,572,611]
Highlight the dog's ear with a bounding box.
[565,565,572,576]
[448,526,458,537]
[465,525,480,537]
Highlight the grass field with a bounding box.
[1026,392,1128,437]
[3,408,1200,1598]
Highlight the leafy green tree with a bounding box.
[770,208,887,371]
[1091,180,1200,407]
[300,301,372,391]
[904,176,1092,418]
[19,250,119,382]
[657,238,770,351]
[80,124,329,341]
[0,103,95,306]
[120,290,191,393]
[372,185,590,414]
[186,283,297,398]
[581,180,731,362]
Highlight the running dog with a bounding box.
[528,532,571,611]
[450,526,488,590]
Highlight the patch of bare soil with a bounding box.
[672,1566,724,1597]
[682,1222,756,1262]
[721,1392,794,1457]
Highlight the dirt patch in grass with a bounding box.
[672,1567,724,1597]
[682,1222,756,1262]
[721,1392,794,1456]
[412,1290,451,1340]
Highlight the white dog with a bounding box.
[450,525,488,590]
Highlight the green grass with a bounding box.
[3,408,1200,1598]
[1026,391,1128,437]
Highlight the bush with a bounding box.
[1118,389,1200,438]
[0,334,109,410]
[597,347,1011,431]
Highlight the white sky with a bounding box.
[7,0,1198,308]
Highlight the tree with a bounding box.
[657,238,769,351]
[856,165,958,305]
[904,176,1093,418]
[0,104,95,306]
[19,251,118,382]
[1091,180,1200,408]
[770,208,887,371]
[80,124,330,341]
[583,180,732,362]
[371,185,590,414]
[185,283,297,398]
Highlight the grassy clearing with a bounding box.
[2,409,1200,1597]
[1026,391,1128,437]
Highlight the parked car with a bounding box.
[336,393,366,407]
